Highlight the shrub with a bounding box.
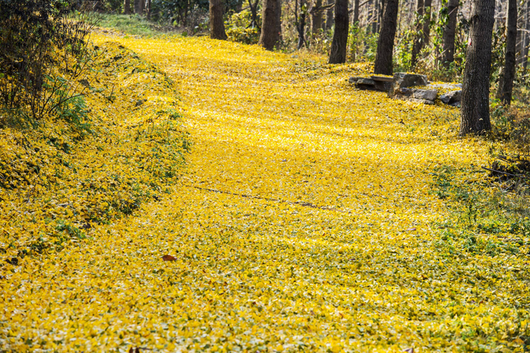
[226,10,261,44]
[0,0,93,128]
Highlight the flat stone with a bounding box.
[412,89,437,101]
[357,78,375,86]
[393,73,428,88]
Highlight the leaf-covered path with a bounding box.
[2,36,529,352]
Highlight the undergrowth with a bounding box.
[432,163,530,259]
[0,42,190,263]
[82,13,179,37]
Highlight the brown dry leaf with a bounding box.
[162,255,177,261]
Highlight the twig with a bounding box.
[482,166,529,180]
[182,184,351,213]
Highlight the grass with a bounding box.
[83,13,179,37]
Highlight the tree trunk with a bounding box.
[328,0,349,63]
[523,0,530,71]
[353,0,360,24]
[497,0,517,105]
[124,0,131,14]
[311,0,324,34]
[410,0,431,68]
[134,0,139,13]
[276,0,282,42]
[209,0,227,40]
[372,0,379,33]
[259,0,281,49]
[460,0,495,135]
[297,0,308,48]
[249,0,260,28]
[410,0,424,68]
[442,0,459,67]
[325,0,334,30]
[373,0,399,74]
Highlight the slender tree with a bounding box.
[296,0,308,48]
[311,0,324,34]
[460,0,495,135]
[373,0,399,74]
[497,0,517,105]
[311,0,334,34]
[328,0,349,63]
[325,0,334,29]
[124,0,131,14]
[522,0,530,71]
[259,0,281,49]
[353,0,359,24]
[441,0,459,67]
[410,0,432,69]
[209,0,227,40]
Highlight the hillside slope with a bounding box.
[1,35,528,352]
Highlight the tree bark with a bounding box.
[311,0,324,34]
[209,0,227,40]
[373,0,399,74]
[353,0,360,24]
[328,0,349,63]
[259,0,281,49]
[523,0,530,71]
[297,0,308,48]
[325,0,334,29]
[497,0,517,105]
[124,0,131,14]
[410,0,431,68]
[410,0,424,68]
[460,0,495,135]
[442,0,459,67]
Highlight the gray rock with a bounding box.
[409,98,435,105]
[439,90,462,105]
[412,89,437,101]
[357,78,375,86]
[389,73,429,98]
[348,76,363,84]
[393,73,429,89]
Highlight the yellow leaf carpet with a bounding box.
[1,35,529,352]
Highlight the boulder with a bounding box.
[439,90,462,105]
[412,89,437,101]
[393,73,428,89]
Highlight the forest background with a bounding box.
[1,0,530,351]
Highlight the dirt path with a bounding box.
[1,36,528,352]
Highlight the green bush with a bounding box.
[0,0,93,128]
[226,10,261,44]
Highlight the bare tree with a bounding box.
[442,0,459,67]
[460,0,495,135]
[374,0,399,74]
[328,0,349,63]
[209,0,227,40]
[260,0,281,49]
